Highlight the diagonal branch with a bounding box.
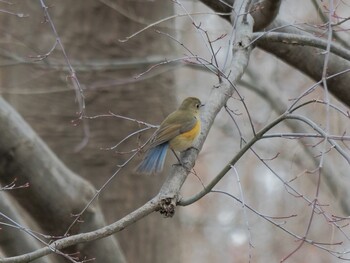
[157,0,254,214]
[1,197,159,262]
[241,78,350,214]
[0,97,126,263]
[0,193,56,263]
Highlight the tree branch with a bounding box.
[179,112,286,206]
[0,193,56,263]
[0,97,126,262]
[252,31,350,62]
[199,0,350,107]
[240,78,350,214]
[259,18,350,107]
[158,0,254,214]
[200,0,282,31]
[0,197,159,262]
[179,110,350,205]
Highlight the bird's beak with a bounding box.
[200,103,205,108]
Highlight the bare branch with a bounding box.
[199,0,350,107]
[0,9,28,17]
[0,97,125,262]
[38,0,89,151]
[161,0,254,211]
[251,31,350,61]
[1,197,159,262]
[0,193,55,263]
[179,113,287,206]
[179,108,350,206]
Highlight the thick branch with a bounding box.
[200,0,282,31]
[0,97,125,263]
[251,0,281,31]
[158,0,254,214]
[200,0,350,108]
[252,32,350,62]
[1,197,159,262]
[260,18,350,107]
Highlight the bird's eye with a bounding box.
[196,104,200,109]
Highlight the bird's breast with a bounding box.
[169,118,201,152]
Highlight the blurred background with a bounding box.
[177,1,350,262]
[1,0,350,262]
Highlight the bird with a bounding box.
[136,97,203,175]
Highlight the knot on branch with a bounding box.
[156,197,176,218]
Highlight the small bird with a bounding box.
[136,97,203,175]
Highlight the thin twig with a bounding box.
[38,0,89,151]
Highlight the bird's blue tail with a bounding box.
[136,143,169,175]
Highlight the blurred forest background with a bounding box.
[1,0,350,263]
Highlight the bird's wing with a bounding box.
[179,116,197,133]
[149,113,197,148]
